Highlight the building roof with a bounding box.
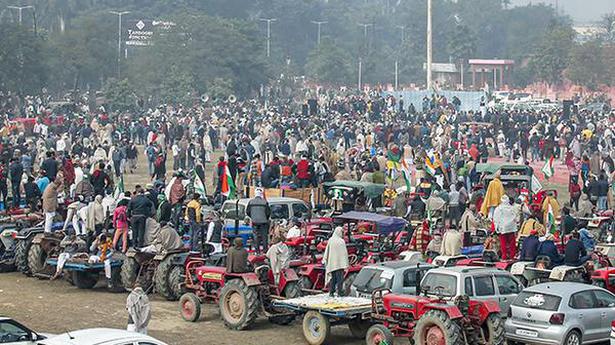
[423,63,459,73]
[468,59,515,66]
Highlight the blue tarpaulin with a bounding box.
[335,211,408,234]
[382,90,487,112]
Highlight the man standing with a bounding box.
[128,186,154,248]
[42,179,62,233]
[323,227,349,297]
[185,193,202,251]
[9,158,23,209]
[493,195,517,260]
[246,189,271,253]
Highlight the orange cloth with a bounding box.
[480,177,504,216]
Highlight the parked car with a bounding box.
[41,328,168,345]
[220,197,311,224]
[349,260,434,298]
[420,266,523,315]
[505,282,615,345]
[611,319,615,345]
[0,317,47,344]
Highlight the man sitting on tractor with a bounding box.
[519,229,540,261]
[140,218,183,255]
[564,231,591,267]
[537,234,562,268]
[518,213,545,240]
[226,237,249,273]
[88,233,114,288]
[440,224,462,256]
[51,234,87,280]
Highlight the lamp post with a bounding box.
[110,11,130,79]
[7,5,33,25]
[259,18,277,58]
[310,20,327,46]
[426,0,433,90]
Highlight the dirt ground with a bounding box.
[0,272,370,345]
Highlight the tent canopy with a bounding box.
[335,211,408,234]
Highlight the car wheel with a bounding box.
[564,330,581,345]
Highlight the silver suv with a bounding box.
[350,261,434,298]
[420,266,523,315]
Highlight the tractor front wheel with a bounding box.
[413,309,464,345]
[219,279,259,330]
[27,243,47,275]
[302,310,331,345]
[366,324,394,345]
[120,256,140,292]
[473,313,505,345]
[179,292,201,322]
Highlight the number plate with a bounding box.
[515,329,538,337]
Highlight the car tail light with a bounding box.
[549,313,565,325]
[611,320,615,329]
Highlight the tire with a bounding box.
[269,281,302,326]
[15,238,31,274]
[154,254,183,301]
[413,309,464,345]
[563,330,581,345]
[64,270,74,285]
[342,272,357,296]
[302,310,331,345]
[27,243,47,275]
[120,256,140,292]
[474,314,505,345]
[179,292,201,322]
[72,271,98,289]
[564,270,585,283]
[366,324,394,345]
[299,275,313,290]
[348,318,372,339]
[0,240,15,273]
[108,266,124,293]
[219,279,259,330]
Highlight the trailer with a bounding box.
[46,256,123,292]
[273,294,373,345]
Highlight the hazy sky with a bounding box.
[512,0,615,23]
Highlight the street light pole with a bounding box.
[110,11,130,79]
[310,20,327,46]
[358,58,362,91]
[397,25,406,45]
[358,23,373,43]
[259,18,277,58]
[7,5,33,25]
[426,0,433,90]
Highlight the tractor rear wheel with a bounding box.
[120,256,140,292]
[219,279,259,330]
[27,243,47,275]
[179,292,201,322]
[108,266,124,293]
[72,271,98,289]
[413,309,464,345]
[348,318,372,339]
[299,276,313,290]
[366,324,394,345]
[154,254,183,301]
[302,310,331,345]
[15,239,31,274]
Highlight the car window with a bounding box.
[270,204,289,219]
[569,291,597,309]
[513,291,561,311]
[403,269,418,287]
[353,268,392,292]
[495,275,521,295]
[292,203,309,218]
[593,290,615,308]
[473,276,495,296]
[421,273,457,296]
[0,321,30,343]
[464,277,474,296]
[221,203,245,220]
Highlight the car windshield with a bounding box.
[512,291,561,311]
[221,203,246,220]
[353,268,392,293]
[421,273,457,297]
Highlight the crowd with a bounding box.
[0,88,614,294]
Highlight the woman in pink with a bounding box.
[112,201,129,253]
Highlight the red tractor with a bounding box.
[179,252,301,329]
[366,289,505,345]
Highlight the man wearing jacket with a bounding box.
[247,189,271,253]
[128,185,154,248]
[493,195,517,260]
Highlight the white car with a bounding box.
[40,328,167,345]
[0,317,48,344]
